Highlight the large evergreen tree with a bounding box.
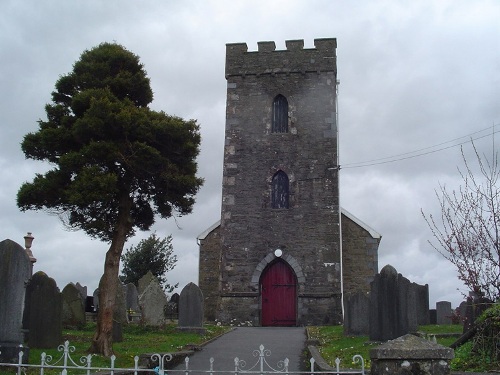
[17,43,203,356]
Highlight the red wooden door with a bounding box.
[261,260,297,326]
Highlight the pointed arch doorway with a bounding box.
[260,259,297,326]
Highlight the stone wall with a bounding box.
[198,223,221,322]
[341,210,380,295]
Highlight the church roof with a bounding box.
[197,208,381,241]
[197,220,221,240]
[341,207,381,239]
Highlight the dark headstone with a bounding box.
[178,282,204,330]
[23,271,62,348]
[170,293,180,304]
[61,283,86,329]
[412,283,430,325]
[85,296,95,313]
[0,239,32,363]
[93,288,99,311]
[139,275,168,326]
[343,292,369,336]
[369,265,418,341]
[436,301,452,325]
[112,320,123,342]
[429,309,437,324]
[113,281,128,325]
[462,294,492,332]
[125,283,140,312]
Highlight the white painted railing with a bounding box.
[0,341,365,375]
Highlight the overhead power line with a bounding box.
[341,124,499,169]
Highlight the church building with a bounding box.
[198,38,381,326]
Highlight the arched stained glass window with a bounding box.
[272,170,289,209]
[272,95,288,133]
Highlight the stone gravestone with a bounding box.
[138,274,168,326]
[343,292,370,336]
[0,239,32,363]
[137,270,156,295]
[23,271,62,349]
[429,309,437,324]
[369,265,418,341]
[178,282,204,333]
[93,288,100,311]
[165,293,180,320]
[125,283,141,323]
[462,294,492,332]
[114,280,128,325]
[412,282,430,325]
[61,283,86,329]
[126,283,140,312]
[436,301,452,325]
[74,282,87,308]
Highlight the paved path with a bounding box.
[172,327,306,374]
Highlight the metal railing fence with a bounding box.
[0,341,365,375]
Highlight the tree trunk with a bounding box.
[89,194,132,356]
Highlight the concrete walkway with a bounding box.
[172,327,306,374]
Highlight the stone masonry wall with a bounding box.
[219,39,341,325]
[342,213,380,296]
[198,225,221,322]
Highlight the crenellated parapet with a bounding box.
[225,38,337,78]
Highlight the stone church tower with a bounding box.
[198,39,380,326]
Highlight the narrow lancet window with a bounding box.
[272,95,288,133]
[272,170,289,209]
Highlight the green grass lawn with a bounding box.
[0,323,229,374]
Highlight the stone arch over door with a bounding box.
[250,252,305,326]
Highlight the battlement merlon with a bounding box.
[225,38,337,78]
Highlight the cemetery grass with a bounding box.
[309,324,464,371]
[11,323,229,373]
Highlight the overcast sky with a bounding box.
[1,0,499,310]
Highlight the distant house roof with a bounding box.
[197,208,381,241]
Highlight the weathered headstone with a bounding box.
[93,288,100,311]
[436,301,452,325]
[170,293,180,304]
[429,309,437,324]
[113,280,128,325]
[178,282,204,332]
[74,282,87,302]
[23,271,62,348]
[412,283,430,325]
[137,271,156,295]
[139,275,168,326]
[343,292,370,336]
[61,283,86,329]
[85,296,95,313]
[369,265,418,341]
[0,239,32,363]
[125,283,141,322]
[125,283,140,312]
[462,294,492,332]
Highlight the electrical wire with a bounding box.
[341,124,499,169]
